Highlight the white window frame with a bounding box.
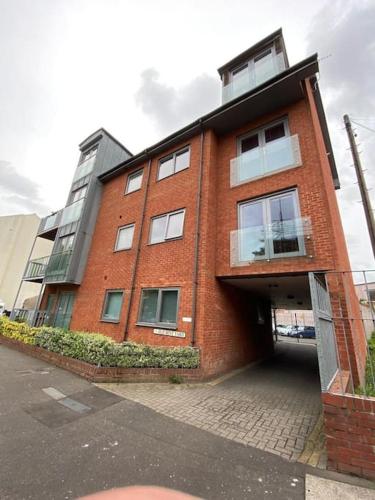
[125,169,143,194]
[137,287,180,329]
[157,146,190,181]
[101,289,124,323]
[238,189,305,260]
[114,224,135,251]
[229,45,277,83]
[237,117,290,155]
[149,209,185,245]
[69,184,88,204]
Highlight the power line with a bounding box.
[351,120,375,134]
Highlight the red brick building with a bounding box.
[16,30,367,385]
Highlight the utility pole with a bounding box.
[343,114,375,259]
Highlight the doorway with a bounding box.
[54,292,75,329]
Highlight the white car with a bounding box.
[276,324,292,336]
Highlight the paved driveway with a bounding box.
[0,343,309,500]
[100,342,322,462]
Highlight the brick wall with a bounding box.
[41,79,366,380]
[323,380,375,480]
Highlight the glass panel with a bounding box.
[166,212,184,239]
[158,157,174,180]
[140,290,158,323]
[44,213,58,230]
[103,292,123,321]
[232,64,251,98]
[254,49,276,86]
[126,171,143,193]
[150,216,167,244]
[61,199,84,225]
[270,194,299,254]
[70,185,87,204]
[239,202,266,260]
[264,136,294,173]
[265,122,285,142]
[175,149,190,172]
[239,134,262,181]
[116,225,134,250]
[160,290,178,324]
[57,234,74,252]
[73,156,95,182]
[241,134,259,153]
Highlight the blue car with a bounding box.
[290,326,316,339]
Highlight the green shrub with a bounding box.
[0,317,199,369]
[356,330,375,397]
[169,374,184,384]
[0,317,39,344]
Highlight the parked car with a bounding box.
[276,324,293,336]
[290,326,316,339]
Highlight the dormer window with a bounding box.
[219,31,288,104]
[81,146,97,163]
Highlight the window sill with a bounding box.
[113,248,132,253]
[100,319,120,324]
[124,187,142,196]
[148,236,183,246]
[136,322,177,330]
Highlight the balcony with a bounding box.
[73,155,96,183]
[44,250,73,283]
[37,209,63,239]
[23,255,50,282]
[230,217,313,267]
[230,135,302,187]
[60,198,85,227]
[222,53,286,104]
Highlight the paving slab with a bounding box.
[305,473,375,499]
[99,342,322,462]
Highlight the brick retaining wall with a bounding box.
[0,335,203,382]
[323,372,375,480]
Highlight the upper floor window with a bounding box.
[115,224,135,251]
[56,234,75,253]
[149,209,185,244]
[101,290,124,322]
[230,118,302,187]
[81,146,97,163]
[70,185,87,204]
[238,190,304,261]
[138,288,179,328]
[158,147,190,181]
[125,169,143,194]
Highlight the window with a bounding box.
[149,209,185,244]
[125,170,143,194]
[81,147,97,163]
[115,224,135,251]
[57,234,75,252]
[102,290,124,322]
[238,190,304,261]
[138,288,179,327]
[158,147,190,180]
[70,185,87,204]
[230,45,281,89]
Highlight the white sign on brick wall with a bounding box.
[153,329,186,338]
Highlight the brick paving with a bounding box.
[99,342,322,462]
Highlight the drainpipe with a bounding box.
[123,156,152,341]
[190,123,205,346]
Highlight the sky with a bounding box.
[0,0,374,272]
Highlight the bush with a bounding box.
[0,317,39,344]
[0,317,199,369]
[356,330,375,397]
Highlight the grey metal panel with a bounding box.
[309,272,339,391]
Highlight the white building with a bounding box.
[0,214,53,312]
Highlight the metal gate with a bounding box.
[309,272,339,391]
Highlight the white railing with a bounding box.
[230,217,312,267]
[222,53,286,104]
[230,134,302,187]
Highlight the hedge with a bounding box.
[0,317,199,369]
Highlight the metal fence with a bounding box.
[324,270,375,397]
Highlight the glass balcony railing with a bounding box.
[38,209,63,236]
[44,250,73,282]
[73,155,96,183]
[23,255,50,280]
[230,135,302,187]
[230,217,313,267]
[222,53,286,104]
[60,198,85,226]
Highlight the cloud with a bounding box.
[306,1,375,270]
[135,68,221,135]
[0,160,51,216]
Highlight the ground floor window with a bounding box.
[102,290,124,322]
[138,288,179,328]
